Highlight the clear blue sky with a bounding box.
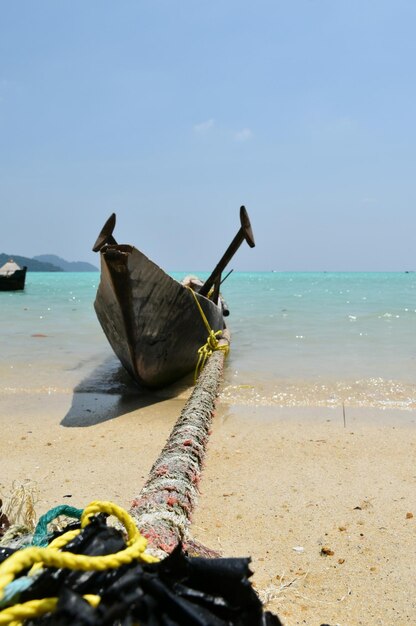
[1,1,415,271]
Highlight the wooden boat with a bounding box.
[0,259,27,291]
[92,207,255,388]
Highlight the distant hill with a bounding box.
[0,253,99,272]
[33,254,98,272]
[0,253,63,272]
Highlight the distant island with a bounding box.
[0,253,98,272]
[33,255,98,272]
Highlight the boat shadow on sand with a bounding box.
[61,355,192,428]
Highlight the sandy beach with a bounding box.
[0,387,415,625]
[3,0,416,621]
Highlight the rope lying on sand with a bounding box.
[0,337,281,626]
[130,329,231,557]
[0,334,283,624]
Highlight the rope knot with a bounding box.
[186,287,230,382]
[206,329,222,350]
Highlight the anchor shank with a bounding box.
[198,230,244,298]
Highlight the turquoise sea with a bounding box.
[1,271,416,410]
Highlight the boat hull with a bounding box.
[0,268,27,291]
[94,245,225,388]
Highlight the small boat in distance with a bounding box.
[92,207,255,389]
[0,259,27,291]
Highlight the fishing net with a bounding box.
[0,506,282,626]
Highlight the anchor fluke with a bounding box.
[92,213,117,252]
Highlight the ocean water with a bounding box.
[1,271,416,410]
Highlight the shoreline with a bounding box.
[1,391,415,624]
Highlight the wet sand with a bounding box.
[0,390,415,625]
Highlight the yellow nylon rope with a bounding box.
[186,287,229,382]
[0,500,158,624]
[0,595,100,625]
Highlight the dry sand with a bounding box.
[0,389,415,625]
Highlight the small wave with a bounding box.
[220,378,416,410]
